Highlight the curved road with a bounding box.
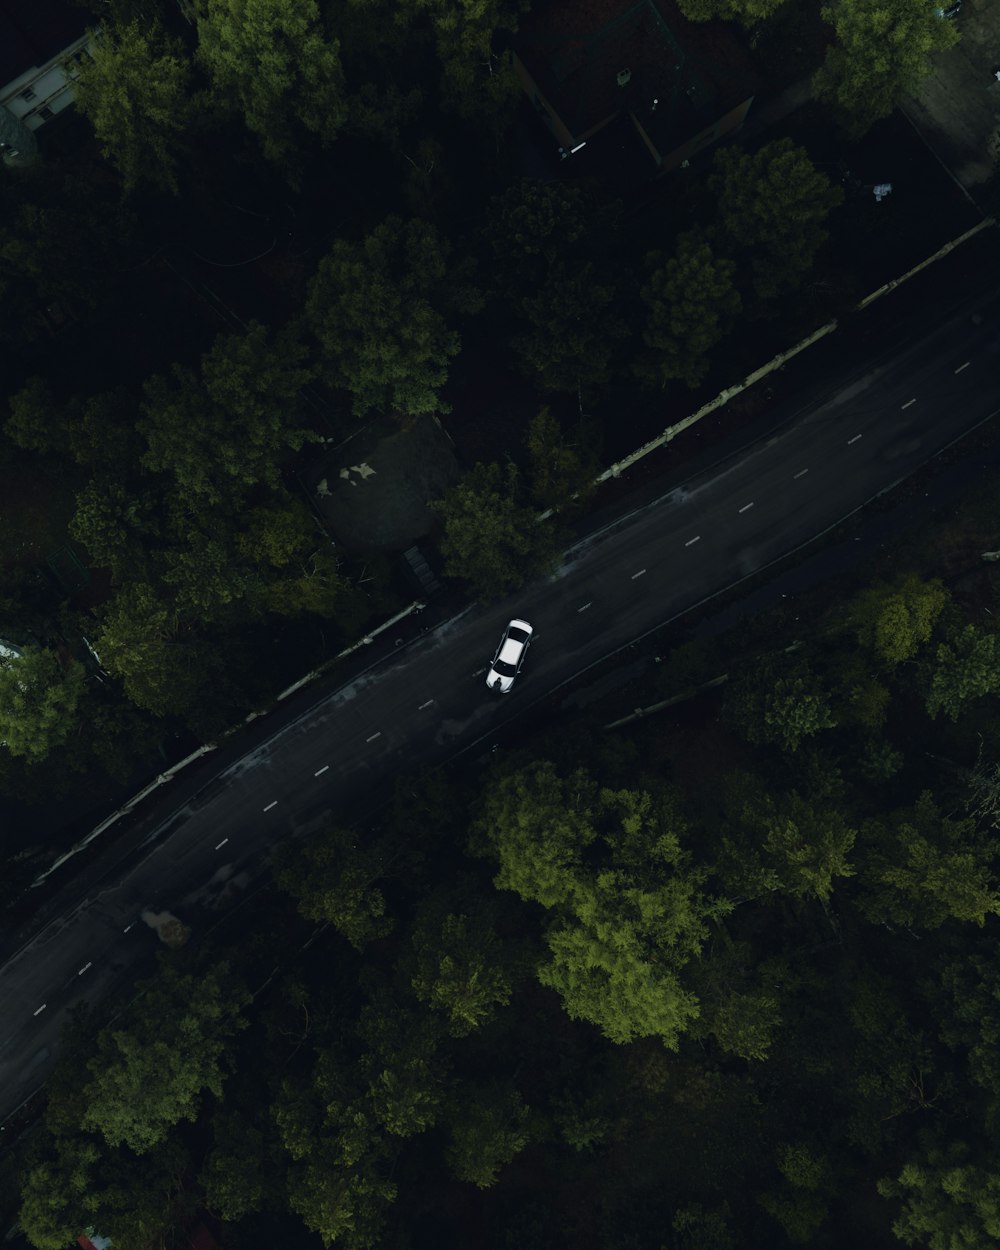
[2,285,1000,1125]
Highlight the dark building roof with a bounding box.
[0,0,89,88]
[514,0,760,152]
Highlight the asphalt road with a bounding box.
[2,285,1000,1127]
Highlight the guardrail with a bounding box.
[30,600,426,888]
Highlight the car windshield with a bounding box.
[493,659,517,676]
[507,626,529,643]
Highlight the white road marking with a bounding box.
[366,731,381,742]
[33,1004,46,1017]
[955,361,971,374]
[631,569,646,580]
[684,536,701,547]
[901,398,916,409]
[78,962,92,976]
[577,602,592,612]
[215,838,229,850]
[263,800,278,812]
[847,434,863,445]
[738,502,754,513]
[418,699,434,709]
[793,468,809,479]
[314,764,330,776]
[123,924,133,933]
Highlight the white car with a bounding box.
[486,619,533,693]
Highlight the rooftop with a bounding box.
[0,0,88,88]
[514,0,761,152]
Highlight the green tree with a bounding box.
[525,405,600,512]
[67,388,144,474]
[473,766,730,1047]
[19,1136,193,1250]
[842,573,949,666]
[407,0,528,132]
[256,542,344,619]
[347,80,424,151]
[962,745,1000,833]
[407,906,513,1037]
[924,624,1000,721]
[444,1081,531,1187]
[196,0,348,165]
[725,655,838,752]
[75,21,195,194]
[85,691,163,785]
[635,233,741,389]
[672,1203,738,1250]
[82,958,249,1153]
[677,0,789,21]
[482,178,596,301]
[94,582,215,717]
[159,525,266,619]
[845,968,938,1154]
[736,787,856,903]
[306,216,481,418]
[758,1142,836,1244]
[139,322,318,506]
[17,1142,95,1250]
[687,941,786,1061]
[359,997,446,1138]
[430,461,559,600]
[4,376,71,455]
[285,1154,396,1250]
[934,951,1000,1108]
[878,1141,1000,1250]
[0,648,88,764]
[201,1110,274,1221]
[710,139,843,300]
[274,1052,398,1249]
[70,480,159,581]
[0,165,134,344]
[814,0,959,137]
[829,651,892,729]
[469,759,597,908]
[275,821,395,951]
[512,259,628,395]
[857,791,1000,930]
[86,1139,194,1250]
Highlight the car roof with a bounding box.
[498,635,525,664]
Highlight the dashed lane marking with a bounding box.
[78,963,92,976]
[263,800,278,812]
[955,361,971,374]
[684,536,701,547]
[366,731,382,743]
[902,399,916,409]
[738,502,754,513]
[33,1005,46,1017]
[847,434,863,445]
[793,468,809,479]
[314,764,329,776]
[631,569,646,580]
[215,838,229,850]
[418,699,434,709]
[577,602,592,612]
